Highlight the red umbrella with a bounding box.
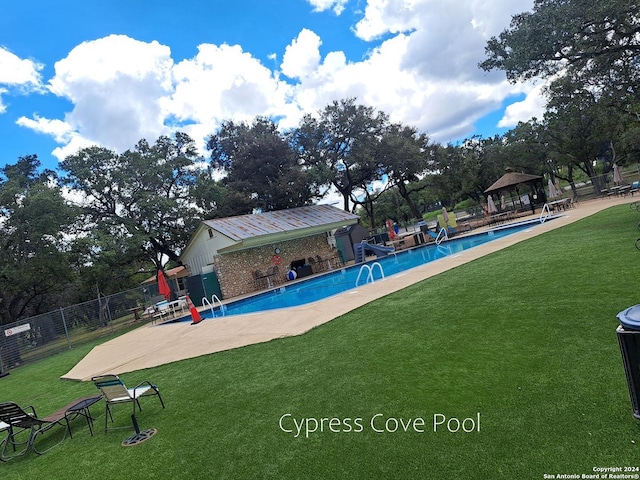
[157,269,172,301]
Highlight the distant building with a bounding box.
[141,265,190,300]
[179,205,359,300]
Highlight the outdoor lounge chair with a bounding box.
[437,213,459,236]
[0,401,72,461]
[92,374,165,432]
[426,227,450,243]
[426,229,438,240]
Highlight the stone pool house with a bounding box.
[179,204,360,301]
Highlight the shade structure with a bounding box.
[487,195,498,214]
[484,172,543,195]
[614,164,623,185]
[157,269,172,301]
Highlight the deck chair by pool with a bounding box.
[92,374,165,432]
[0,402,70,461]
[425,227,449,244]
[437,213,459,236]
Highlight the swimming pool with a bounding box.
[172,217,556,322]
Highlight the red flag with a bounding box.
[157,269,171,301]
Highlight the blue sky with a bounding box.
[0,0,543,173]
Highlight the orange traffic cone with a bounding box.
[186,295,203,325]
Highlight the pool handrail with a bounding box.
[539,203,551,223]
[202,294,225,318]
[436,227,448,245]
[355,262,385,287]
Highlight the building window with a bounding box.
[208,228,214,238]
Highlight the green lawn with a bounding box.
[2,205,640,479]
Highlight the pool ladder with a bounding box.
[435,227,448,245]
[201,294,225,318]
[539,203,551,223]
[355,262,385,287]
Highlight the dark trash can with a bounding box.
[616,305,640,420]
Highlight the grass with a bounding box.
[2,204,640,479]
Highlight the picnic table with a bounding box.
[145,298,187,323]
[548,198,571,212]
[615,185,632,196]
[488,212,513,225]
[127,306,143,321]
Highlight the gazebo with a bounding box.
[484,171,545,213]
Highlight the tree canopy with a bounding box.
[207,117,315,215]
[0,156,81,324]
[60,133,204,274]
[481,1,640,90]
[481,0,640,193]
[293,98,390,211]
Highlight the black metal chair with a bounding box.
[0,402,71,461]
[252,270,267,290]
[314,255,326,272]
[266,265,281,285]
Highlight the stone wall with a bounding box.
[212,234,338,299]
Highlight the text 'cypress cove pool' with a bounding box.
[169,218,556,323]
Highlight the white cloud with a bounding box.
[13,0,543,161]
[42,34,174,155]
[353,0,421,41]
[0,88,7,115]
[306,0,348,15]
[16,114,97,160]
[281,29,322,80]
[16,115,74,143]
[163,42,296,143]
[0,47,44,113]
[344,0,538,140]
[0,47,43,87]
[498,82,547,128]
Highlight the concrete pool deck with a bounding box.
[62,196,636,381]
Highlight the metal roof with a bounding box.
[203,204,359,242]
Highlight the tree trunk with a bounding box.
[397,183,422,219]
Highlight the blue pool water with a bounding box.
[175,217,554,322]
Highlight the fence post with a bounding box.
[106,296,114,333]
[0,347,8,378]
[60,307,71,350]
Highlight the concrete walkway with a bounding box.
[62,196,636,381]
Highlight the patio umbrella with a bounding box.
[500,194,506,210]
[487,194,498,214]
[157,269,172,301]
[613,163,623,185]
[442,206,449,225]
[548,178,558,199]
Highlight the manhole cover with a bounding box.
[121,428,158,447]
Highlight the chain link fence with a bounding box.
[0,285,159,374]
